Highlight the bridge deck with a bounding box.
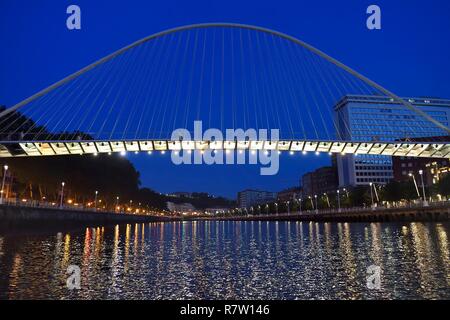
[1,139,449,158]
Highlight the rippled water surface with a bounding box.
[0,221,449,299]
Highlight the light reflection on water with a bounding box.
[0,221,448,299]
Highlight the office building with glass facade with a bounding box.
[334,95,450,187]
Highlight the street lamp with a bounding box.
[0,164,8,204]
[343,188,349,198]
[286,201,290,214]
[408,173,421,199]
[372,183,380,202]
[314,195,318,213]
[116,196,119,212]
[309,196,314,211]
[298,198,302,214]
[60,182,65,208]
[337,190,341,212]
[323,193,330,208]
[275,202,278,215]
[369,182,374,209]
[265,204,269,215]
[418,170,428,206]
[94,190,98,211]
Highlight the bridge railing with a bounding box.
[233,200,450,218]
[0,197,164,217]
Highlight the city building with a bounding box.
[301,165,339,197]
[167,192,192,198]
[335,95,450,187]
[237,189,277,208]
[392,136,450,185]
[425,161,450,185]
[393,157,449,187]
[277,187,302,202]
[166,201,196,214]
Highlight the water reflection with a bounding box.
[0,221,448,299]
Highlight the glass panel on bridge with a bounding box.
[303,141,318,152]
[181,141,195,150]
[356,143,373,155]
[367,143,387,155]
[316,142,332,152]
[50,143,70,155]
[330,142,345,153]
[95,142,112,153]
[224,141,236,149]
[139,141,154,151]
[343,143,359,154]
[209,141,223,150]
[277,141,291,151]
[194,141,208,150]
[407,144,429,157]
[0,144,12,157]
[430,144,450,158]
[110,141,126,152]
[65,142,83,154]
[250,141,264,150]
[393,144,415,156]
[236,141,250,149]
[124,141,140,151]
[380,144,400,156]
[168,141,182,150]
[290,141,304,151]
[20,143,41,156]
[80,142,97,154]
[154,141,168,151]
[35,143,55,155]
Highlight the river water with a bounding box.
[0,221,448,299]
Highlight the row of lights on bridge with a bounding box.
[91,150,351,157]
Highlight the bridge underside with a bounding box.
[0,139,449,158]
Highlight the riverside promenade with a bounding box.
[0,203,177,228]
[207,203,450,223]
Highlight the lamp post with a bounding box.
[0,165,8,204]
[116,196,119,212]
[94,190,98,211]
[299,198,302,214]
[372,183,380,202]
[309,196,314,211]
[337,189,341,212]
[343,188,349,198]
[323,193,330,208]
[314,195,318,213]
[266,204,269,215]
[369,182,375,209]
[408,173,421,199]
[258,205,261,215]
[286,201,290,214]
[275,203,278,215]
[59,182,65,208]
[419,170,428,206]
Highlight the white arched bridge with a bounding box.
[0,23,449,158]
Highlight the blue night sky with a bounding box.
[1,0,450,198]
